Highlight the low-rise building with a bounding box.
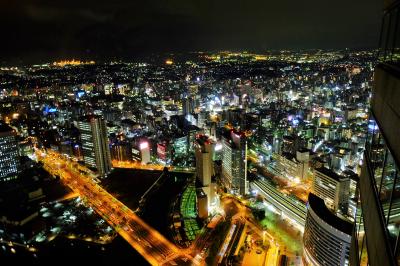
[273,149,310,181]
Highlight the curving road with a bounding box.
[36,149,194,266]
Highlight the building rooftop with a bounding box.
[195,134,214,146]
[197,189,207,198]
[298,148,310,153]
[79,114,103,122]
[283,135,295,141]
[342,169,359,181]
[315,166,347,182]
[308,193,353,235]
[221,128,246,141]
[281,152,296,161]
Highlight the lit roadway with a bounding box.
[112,160,167,171]
[112,160,195,174]
[36,149,194,266]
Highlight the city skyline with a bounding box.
[1,0,382,65]
[0,48,377,265]
[0,1,399,265]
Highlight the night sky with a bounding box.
[1,0,382,64]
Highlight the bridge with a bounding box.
[36,149,194,266]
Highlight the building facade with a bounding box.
[273,149,310,181]
[0,123,20,182]
[303,193,353,266]
[195,135,215,187]
[221,130,248,195]
[77,115,112,177]
[313,167,350,214]
[350,1,400,265]
[196,188,208,219]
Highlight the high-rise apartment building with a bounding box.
[221,130,248,195]
[350,1,400,265]
[0,123,20,182]
[77,115,112,177]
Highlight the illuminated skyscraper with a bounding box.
[182,96,194,115]
[221,130,248,195]
[195,135,215,187]
[0,123,20,182]
[77,115,112,177]
[139,141,151,164]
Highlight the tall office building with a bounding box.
[350,1,400,265]
[130,139,151,164]
[303,193,353,266]
[77,115,112,177]
[195,135,215,187]
[183,96,195,116]
[313,167,350,214]
[221,130,248,195]
[0,123,20,182]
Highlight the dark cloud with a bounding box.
[0,0,383,65]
